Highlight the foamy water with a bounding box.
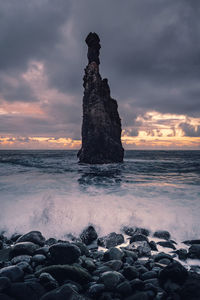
[0,150,199,241]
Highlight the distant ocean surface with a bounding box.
[0,150,199,241]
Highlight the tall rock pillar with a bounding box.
[77,32,124,164]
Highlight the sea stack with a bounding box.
[77,32,124,164]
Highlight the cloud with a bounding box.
[179,123,200,137]
[0,0,200,148]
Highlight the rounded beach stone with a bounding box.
[153,230,170,240]
[0,266,24,282]
[80,225,98,245]
[130,234,148,243]
[188,244,200,259]
[103,247,124,261]
[88,283,105,297]
[123,266,139,280]
[9,242,38,258]
[0,277,11,292]
[159,261,188,286]
[49,242,81,264]
[101,271,123,290]
[16,231,45,246]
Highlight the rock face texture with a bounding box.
[78,32,124,164]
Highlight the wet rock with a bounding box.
[9,242,38,258]
[183,239,200,245]
[153,230,170,240]
[45,238,57,246]
[88,283,105,298]
[153,252,174,263]
[123,249,138,261]
[126,291,149,300]
[103,247,124,261]
[7,281,45,300]
[39,272,58,291]
[176,248,187,261]
[116,280,132,296]
[101,271,124,290]
[0,240,3,250]
[0,248,11,262]
[159,261,188,286]
[188,244,200,259]
[149,241,158,251]
[137,241,151,257]
[72,242,90,256]
[77,33,124,164]
[82,257,96,272]
[49,243,81,264]
[0,266,24,282]
[130,234,148,243]
[80,225,98,245]
[35,247,49,257]
[130,278,145,291]
[11,255,32,265]
[32,254,46,265]
[0,276,11,292]
[141,271,157,281]
[35,265,92,285]
[103,260,123,271]
[179,276,200,300]
[10,233,21,242]
[157,241,176,250]
[17,261,33,273]
[98,232,124,248]
[16,231,45,246]
[123,266,139,280]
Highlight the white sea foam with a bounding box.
[0,183,200,242]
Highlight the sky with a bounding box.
[0,0,200,150]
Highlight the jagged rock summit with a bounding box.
[77,32,124,164]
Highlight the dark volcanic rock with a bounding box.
[130,234,149,243]
[16,231,45,246]
[35,265,92,285]
[49,243,81,264]
[7,282,45,300]
[80,225,98,245]
[98,232,124,248]
[159,261,188,286]
[188,244,200,259]
[9,242,38,258]
[153,230,170,240]
[77,32,124,164]
[0,266,24,282]
[157,241,176,250]
[85,32,101,66]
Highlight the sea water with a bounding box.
[0,150,199,242]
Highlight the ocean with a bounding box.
[0,150,199,242]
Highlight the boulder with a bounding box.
[103,247,124,261]
[153,230,170,240]
[7,281,45,300]
[80,225,98,245]
[188,244,200,259]
[0,276,11,292]
[35,265,92,285]
[101,271,124,290]
[98,232,124,248]
[9,242,38,258]
[159,261,188,286]
[0,266,24,282]
[49,243,81,264]
[16,231,45,246]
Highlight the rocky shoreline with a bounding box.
[0,226,200,299]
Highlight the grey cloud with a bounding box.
[0,0,200,138]
[179,123,200,137]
